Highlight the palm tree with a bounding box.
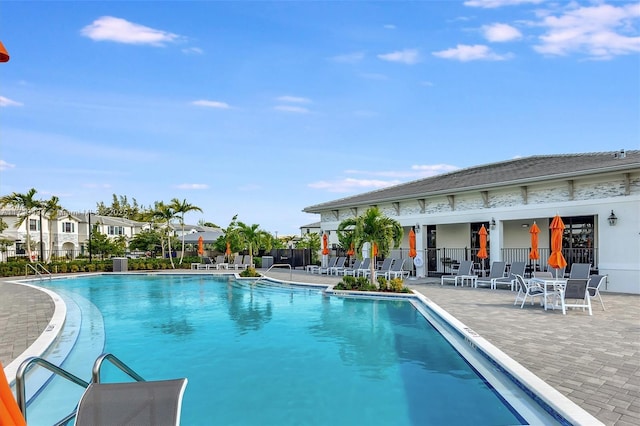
[0,188,44,262]
[169,198,202,265]
[338,207,403,283]
[152,202,179,269]
[42,196,67,262]
[236,222,269,263]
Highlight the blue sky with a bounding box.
[1,0,639,236]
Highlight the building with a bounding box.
[303,150,640,294]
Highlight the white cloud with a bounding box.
[329,52,365,63]
[483,23,523,42]
[274,105,310,113]
[276,96,311,104]
[420,81,434,87]
[173,183,209,190]
[377,49,420,64]
[533,3,640,59]
[432,44,511,61]
[345,164,459,179]
[80,16,180,46]
[308,178,401,193]
[0,96,23,107]
[0,159,16,171]
[465,0,544,8]
[182,47,203,55]
[384,24,396,30]
[191,100,231,109]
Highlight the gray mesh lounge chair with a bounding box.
[327,257,347,275]
[475,261,506,289]
[441,260,473,286]
[341,258,362,276]
[503,261,527,291]
[75,378,188,426]
[568,263,591,279]
[345,257,370,277]
[317,256,339,274]
[363,257,395,279]
[385,258,410,279]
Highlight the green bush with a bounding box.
[240,267,260,278]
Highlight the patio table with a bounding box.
[529,277,567,310]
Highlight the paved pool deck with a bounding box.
[1,270,639,425]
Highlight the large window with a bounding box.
[62,222,75,233]
[108,226,125,236]
[556,215,595,267]
[29,219,40,231]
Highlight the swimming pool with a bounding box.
[17,274,588,425]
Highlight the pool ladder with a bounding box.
[254,263,293,285]
[25,262,52,280]
[15,353,145,426]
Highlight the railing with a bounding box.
[15,353,145,426]
[16,356,90,425]
[25,262,52,279]
[254,263,293,285]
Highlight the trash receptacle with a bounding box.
[113,257,128,272]
[262,256,273,269]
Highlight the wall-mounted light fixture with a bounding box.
[415,223,421,233]
[490,218,496,230]
[521,223,529,228]
[607,210,617,226]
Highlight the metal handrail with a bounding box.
[92,352,145,383]
[24,262,52,280]
[15,356,90,424]
[254,263,292,285]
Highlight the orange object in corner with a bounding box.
[0,362,26,426]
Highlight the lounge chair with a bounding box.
[340,258,363,276]
[327,256,347,275]
[506,262,527,291]
[385,258,410,279]
[441,260,473,286]
[213,255,228,270]
[230,255,248,270]
[475,261,506,289]
[196,257,214,270]
[363,258,395,279]
[317,256,338,274]
[345,258,370,277]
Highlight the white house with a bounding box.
[303,150,640,294]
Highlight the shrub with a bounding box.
[240,267,260,278]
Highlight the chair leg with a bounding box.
[597,294,606,311]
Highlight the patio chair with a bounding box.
[513,275,545,308]
[230,255,248,270]
[504,261,527,291]
[214,255,228,270]
[533,271,554,279]
[327,256,347,275]
[317,256,339,274]
[475,261,506,289]
[363,257,395,279]
[341,258,362,276]
[441,260,473,286]
[76,378,188,426]
[568,263,591,279]
[346,257,370,277]
[196,257,214,270]
[555,277,592,315]
[385,258,410,279]
[587,275,607,311]
[550,266,566,279]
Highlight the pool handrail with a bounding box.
[92,352,145,383]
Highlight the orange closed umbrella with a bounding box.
[0,41,9,63]
[372,242,378,257]
[477,225,488,260]
[529,222,540,261]
[346,242,355,257]
[548,214,567,270]
[408,228,417,258]
[197,236,204,256]
[322,233,329,255]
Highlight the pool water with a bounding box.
[34,274,528,425]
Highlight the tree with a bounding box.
[236,222,269,261]
[152,202,179,269]
[296,232,321,264]
[128,229,163,253]
[87,229,125,258]
[338,207,403,283]
[0,188,44,262]
[169,198,202,265]
[42,196,67,262]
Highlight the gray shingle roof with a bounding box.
[303,150,640,212]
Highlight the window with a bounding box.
[62,222,75,233]
[29,219,40,231]
[108,226,125,235]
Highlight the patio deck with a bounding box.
[1,271,638,425]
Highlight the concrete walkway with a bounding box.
[1,271,639,425]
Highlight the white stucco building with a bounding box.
[303,150,640,294]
